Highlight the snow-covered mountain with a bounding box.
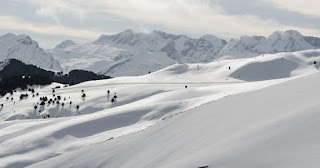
[51,29,320,77]
[255,30,314,53]
[93,29,227,62]
[219,30,318,59]
[304,36,320,48]
[1,30,318,77]
[0,33,62,71]
[218,35,266,58]
[52,29,227,77]
[1,49,320,167]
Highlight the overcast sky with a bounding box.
[0,0,319,48]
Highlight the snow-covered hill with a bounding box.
[51,30,320,77]
[0,50,319,167]
[0,33,62,71]
[42,67,320,168]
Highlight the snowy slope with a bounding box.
[0,33,62,71]
[51,30,320,77]
[0,50,319,167]
[35,70,320,168]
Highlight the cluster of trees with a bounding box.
[54,70,110,85]
[0,59,111,96]
[0,85,82,119]
[31,88,79,118]
[1,87,121,120]
[0,75,52,96]
[107,90,118,103]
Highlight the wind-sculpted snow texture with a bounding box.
[0,50,320,167]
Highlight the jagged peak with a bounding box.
[239,35,251,40]
[268,30,303,40]
[54,40,76,49]
[62,39,75,44]
[239,35,266,42]
[252,36,266,40]
[151,30,167,35]
[114,29,136,37]
[16,34,38,46]
[94,29,137,44]
[1,33,16,39]
[0,34,34,44]
[122,28,136,34]
[199,34,226,45]
[17,34,31,39]
[200,34,220,40]
[151,30,187,40]
[285,30,303,36]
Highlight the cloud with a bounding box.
[3,0,320,39]
[262,0,320,18]
[19,0,93,21]
[75,0,320,37]
[0,15,112,39]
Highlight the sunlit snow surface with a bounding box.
[0,50,320,168]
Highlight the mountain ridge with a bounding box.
[1,30,320,77]
[51,29,320,76]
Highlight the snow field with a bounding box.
[0,49,319,167]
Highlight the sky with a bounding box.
[0,0,319,48]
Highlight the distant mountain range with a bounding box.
[0,30,319,77]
